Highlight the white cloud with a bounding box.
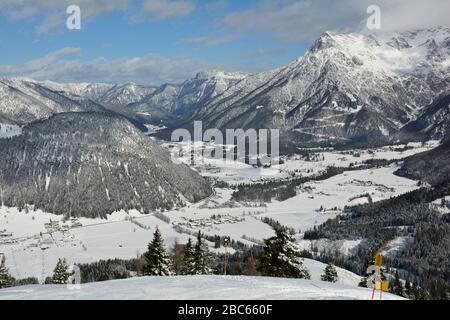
[0,0,130,33]
[24,47,82,72]
[0,48,216,85]
[140,0,195,21]
[220,0,450,42]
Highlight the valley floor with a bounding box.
[0,141,440,281]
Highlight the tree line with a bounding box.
[0,226,344,289]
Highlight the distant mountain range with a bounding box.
[1,27,449,149]
[183,27,450,148]
[0,70,247,126]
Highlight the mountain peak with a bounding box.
[190,28,450,147]
[310,31,340,52]
[194,70,248,81]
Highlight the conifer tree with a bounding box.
[170,240,184,275]
[358,277,368,288]
[257,226,310,279]
[0,256,12,289]
[390,270,404,297]
[52,258,71,284]
[321,263,338,283]
[411,281,419,300]
[143,227,172,276]
[247,255,257,276]
[192,231,215,275]
[415,285,430,300]
[180,238,195,275]
[404,276,413,299]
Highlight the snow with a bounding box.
[298,239,362,257]
[144,124,167,135]
[190,28,450,145]
[0,124,22,139]
[0,162,418,280]
[381,236,414,258]
[0,139,434,280]
[303,258,360,286]
[0,274,403,300]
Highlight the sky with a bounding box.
[0,0,448,85]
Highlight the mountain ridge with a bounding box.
[0,112,212,218]
[180,27,450,147]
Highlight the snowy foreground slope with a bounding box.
[0,275,403,300]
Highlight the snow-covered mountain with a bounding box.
[129,70,247,117]
[2,28,449,148]
[100,83,157,107]
[44,81,157,107]
[0,77,108,124]
[0,112,212,218]
[0,71,247,129]
[399,93,450,141]
[41,70,247,118]
[38,81,115,101]
[186,27,450,147]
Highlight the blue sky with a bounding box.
[0,0,447,85]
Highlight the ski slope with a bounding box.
[0,275,404,300]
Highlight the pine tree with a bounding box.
[404,276,413,299]
[389,271,404,297]
[415,285,429,300]
[52,258,71,284]
[143,227,172,276]
[321,263,338,283]
[192,231,215,275]
[247,255,257,276]
[411,281,419,300]
[257,226,310,279]
[180,238,195,275]
[358,277,368,288]
[170,240,184,275]
[0,256,12,289]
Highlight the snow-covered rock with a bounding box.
[129,70,247,116]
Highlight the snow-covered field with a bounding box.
[0,141,437,281]
[165,140,438,184]
[0,259,404,300]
